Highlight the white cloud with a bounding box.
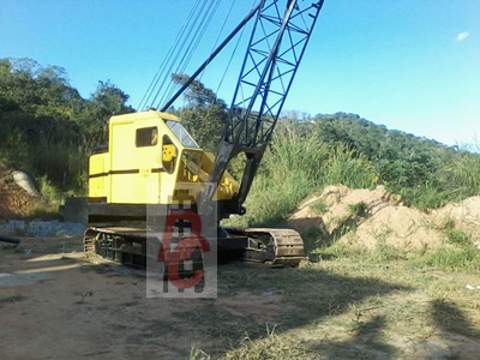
[456,32,470,42]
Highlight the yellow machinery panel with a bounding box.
[88,152,109,198]
[88,110,239,205]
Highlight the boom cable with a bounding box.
[148,0,211,109]
[198,0,236,84]
[138,0,201,110]
[157,0,221,109]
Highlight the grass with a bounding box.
[311,199,329,215]
[440,218,474,248]
[397,218,480,271]
[227,126,480,230]
[418,245,480,271]
[227,127,378,227]
[185,250,480,359]
[397,152,480,210]
[231,127,480,230]
[29,176,65,218]
[197,124,480,358]
[223,327,314,360]
[348,201,369,218]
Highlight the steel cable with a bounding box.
[138,0,202,110]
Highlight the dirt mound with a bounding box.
[0,168,37,218]
[289,185,401,239]
[339,205,445,251]
[288,185,446,251]
[432,197,480,242]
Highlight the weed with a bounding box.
[349,201,369,217]
[311,199,329,214]
[301,226,328,252]
[322,144,378,190]
[331,222,357,243]
[189,346,210,360]
[446,229,472,247]
[373,242,408,262]
[223,326,315,360]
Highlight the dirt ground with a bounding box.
[1,236,480,359]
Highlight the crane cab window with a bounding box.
[166,121,199,148]
[136,127,158,147]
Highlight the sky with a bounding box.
[1,0,479,146]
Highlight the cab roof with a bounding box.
[110,110,180,125]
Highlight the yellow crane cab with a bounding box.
[88,110,239,206]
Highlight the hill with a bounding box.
[307,113,479,208]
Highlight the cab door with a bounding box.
[110,121,162,203]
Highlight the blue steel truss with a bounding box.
[198,0,325,215]
[226,0,324,148]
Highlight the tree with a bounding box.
[171,73,227,152]
[78,80,134,152]
[0,58,134,191]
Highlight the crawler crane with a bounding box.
[84,0,325,268]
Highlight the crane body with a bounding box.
[83,0,324,269]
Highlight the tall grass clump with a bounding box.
[442,153,480,197]
[395,151,480,210]
[413,221,480,271]
[419,245,480,271]
[228,125,379,227]
[322,144,378,189]
[224,327,314,360]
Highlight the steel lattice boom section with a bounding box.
[226,0,324,148]
[199,0,324,216]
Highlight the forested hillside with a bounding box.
[1,58,479,218]
[0,58,133,194]
[307,113,479,208]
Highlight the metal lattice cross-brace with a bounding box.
[200,0,324,217]
[226,0,324,149]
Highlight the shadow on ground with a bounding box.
[309,315,397,359]
[0,243,412,359]
[182,263,411,357]
[430,299,480,339]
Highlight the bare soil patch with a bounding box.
[1,235,479,359]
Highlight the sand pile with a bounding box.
[288,185,480,251]
[432,196,480,246]
[289,185,402,241]
[339,205,445,251]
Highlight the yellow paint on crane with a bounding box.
[88,110,239,204]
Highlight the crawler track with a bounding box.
[83,227,304,268]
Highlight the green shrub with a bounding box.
[311,199,328,214]
[349,201,369,217]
